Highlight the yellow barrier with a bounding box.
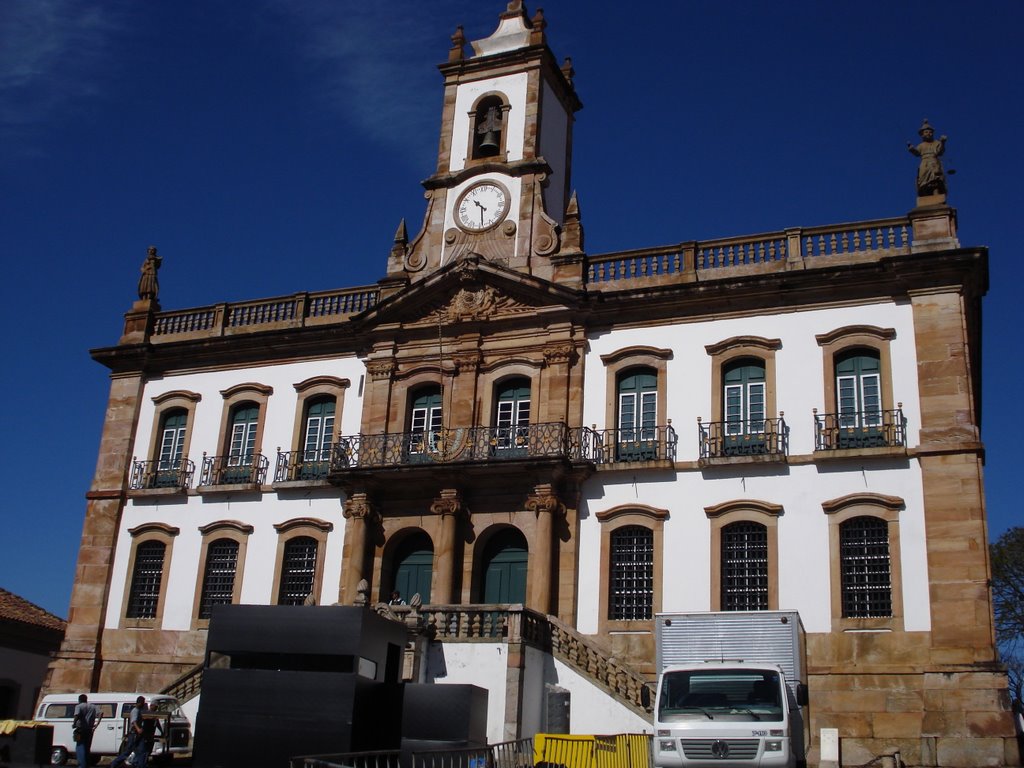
[533,733,651,768]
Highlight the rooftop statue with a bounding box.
[137,245,161,301]
[907,119,948,198]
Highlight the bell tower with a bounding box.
[387,1,582,283]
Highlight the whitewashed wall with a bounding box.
[420,642,649,744]
[538,77,569,223]
[424,641,511,744]
[448,73,528,171]
[578,301,929,635]
[106,357,365,630]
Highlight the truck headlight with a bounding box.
[764,740,782,752]
[659,740,677,752]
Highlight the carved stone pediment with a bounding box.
[408,283,535,326]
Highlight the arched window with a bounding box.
[608,525,654,620]
[494,378,530,453]
[198,538,240,620]
[617,368,658,460]
[472,95,505,159]
[157,409,187,470]
[836,349,882,429]
[407,386,443,460]
[228,402,259,462]
[221,402,260,483]
[298,396,335,479]
[277,536,318,605]
[723,359,766,435]
[839,516,892,618]
[126,540,166,619]
[721,521,769,611]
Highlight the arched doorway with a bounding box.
[392,532,434,604]
[480,528,528,605]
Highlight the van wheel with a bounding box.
[50,746,67,765]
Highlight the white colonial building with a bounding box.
[47,3,1018,766]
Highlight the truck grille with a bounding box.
[681,739,760,760]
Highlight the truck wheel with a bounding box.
[50,746,67,765]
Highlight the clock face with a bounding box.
[455,182,509,232]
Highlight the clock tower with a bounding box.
[387,1,582,283]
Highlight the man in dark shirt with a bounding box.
[111,696,146,768]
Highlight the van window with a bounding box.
[43,703,76,719]
[42,702,116,718]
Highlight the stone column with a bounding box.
[341,493,378,605]
[363,358,396,435]
[909,287,991,656]
[539,342,576,424]
[430,489,464,604]
[47,372,146,693]
[525,484,564,614]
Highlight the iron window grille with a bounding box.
[278,536,318,605]
[840,516,892,617]
[198,539,239,619]
[721,521,769,611]
[608,525,654,620]
[126,540,165,619]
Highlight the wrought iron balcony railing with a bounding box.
[129,458,195,490]
[199,453,269,486]
[274,448,332,482]
[330,422,598,470]
[698,416,789,460]
[591,425,677,464]
[814,406,907,450]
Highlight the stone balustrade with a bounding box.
[145,216,911,342]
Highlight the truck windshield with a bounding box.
[658,669,783,722]
[148,698,185,719]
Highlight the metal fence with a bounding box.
[291,738,537,768]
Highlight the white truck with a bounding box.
[652,611,808,768]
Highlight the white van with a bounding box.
[35,692,192,766]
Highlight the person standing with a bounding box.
[131,709,162,768]
[73,694,101,767]
[110,696,146,768]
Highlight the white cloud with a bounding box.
[262,0,471,159]
[0,0,123,131]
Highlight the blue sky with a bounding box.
[2,0,1021,618]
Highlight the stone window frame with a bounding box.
[815,326,897,415]
[704,500,782,611]
[215,382,274,460]
[466,91,512,164]
[599,347,673,433]
[190,520,254,630]
[289,376,349,453]
[478,360,541,429]
[705,336,782,425]
[144,390,202,468]
[269,517,333,606]
[822,492,905,632]
[120,522,180,629]
[391,368,446,433]
[596,505,668,634]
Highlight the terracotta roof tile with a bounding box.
[0,587,66,632]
